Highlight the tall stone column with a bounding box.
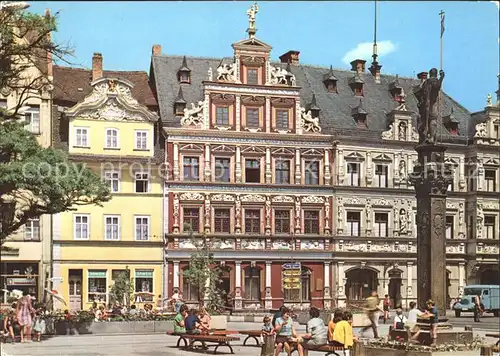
[410,144,453,312]
[323,262,331,309]
[234,261,243,310]
[265,262,272,309]
[235,146,242,183]
[265,148,272,184]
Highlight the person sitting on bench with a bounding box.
[274,307,296,356]
[173,304,189,333]
[328,309,344,345]
[295,307,328,356]
[185,309,207,334]
[332,311,355,351]
[393,308,407,330]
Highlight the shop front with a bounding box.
[0,262,40,304]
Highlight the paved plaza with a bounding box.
[2,319,499,356]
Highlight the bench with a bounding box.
[183,334,240,354]
[290,343,347,356]
[239,330,262,346]
[485,333,500,346]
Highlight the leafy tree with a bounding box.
[109,268,134,307]
[0,5,110,245]
[182,231,225,313]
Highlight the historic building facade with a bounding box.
[49,54,165,310]
[152,7,499,309]
[0,8,53,303]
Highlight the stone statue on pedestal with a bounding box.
[414,68,445,144]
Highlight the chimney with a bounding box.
[350,59,366,74]
[45,9,53,77]
[92,53,103,81]
[279,50,300,65]
[152,44,162,56]
[417,71,428,82]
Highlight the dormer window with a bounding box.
[174,87,186,116]
[389,75,404,102]
[247,68,258,85]
[349,74,364,96]
[352,99,368,128]
[307,94,320,118]
[443,108,459,135]
[323,65,338,93]
[177,56,191,84]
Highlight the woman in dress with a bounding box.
[16,292,34,342]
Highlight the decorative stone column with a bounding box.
[476,158,484,191]
[173,193,180,234]
[173,143,180,181]
[406,262,413,297]
[458,262,465,296]
[234,261,243,310]
[337,150,345,185]
[265,262,272,309]
[410,144,453,313]
[294,197,301,234]
[294,149,301,184]
[265,148,272,184]
[204,194,211,234]
[458,156,466,191]
[337,262,346,307]
[235,146,242,183]
[173,261,180,289]
[204,144,211,181]
[324,149,331,185]
[323,262,331,309]
[235,96,241,131]
[235,195,242,234]
[365,152,373,186]
[265,196,271,235]
[265,97,271,133]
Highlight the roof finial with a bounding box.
[372,0,378,64]
[246,2,259,39]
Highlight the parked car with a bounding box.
[453,285,500,317]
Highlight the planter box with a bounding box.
[364,347,478,356]
[52,320,173,335]
[210,315,227,330]
[352,313,371,327]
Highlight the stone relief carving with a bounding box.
[179,239,198,249]
[301,240,325,250]
[399,160,407,181]
[371,198,392,207]
[204,195,211,232]
[173,194,180,232]
[272,240,294,250]
[399,208,411,235]
[240,194,265,203]
[381,123,394,140]
[241,239,265,250]
[211,239,235,250]
[294,197,301,232]
[343,197,366,206]
[272,196,294,203]
[477,244,499,254]
[446,243,465,254]
[211,194,235,202]
[474,122,487,138]
[265,196,271,233]
[235,196,242,233]
[180,192,204,201]
[269,64,296,86]
[216,63,236,82]
[181,100,205,127]
[458,203,464,226]
[324,197,331,232]
[301,196,325,204]
[299,107,321,133]
[476,203,484,237]
[398,121,407,140]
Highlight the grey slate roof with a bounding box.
[151,54,473,143]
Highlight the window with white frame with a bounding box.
[347,211,361,236]
[374,213,388,237]
[105,128,119,148]
[74,127,89,147]
[104,215,120,240]
[74,215,90,240]
[24,217,40,240]
[88,270,107,303]
[135,130,148,150]
[24,106,40,134]
[135,270,154,302]
[484,215,496,239]
[134,171,149,193]
[485,169,496,192]
[446,216,454,239]
[347,162,360,186]
[135,215,150,241]
[374,164,388,188]
[103,170,120,193]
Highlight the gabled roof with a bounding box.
[151,54,472,142]
[53,66,157,107]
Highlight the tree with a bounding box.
[109,268,134,308]
[0,5,110,245]
[182,232,225,313]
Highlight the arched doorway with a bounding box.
[346,268,378,301]
[480,268,500,285]
[388,269,403,308]
[218,265,232,308]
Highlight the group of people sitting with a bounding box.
[173,304,212,334]
[261,306,355,356]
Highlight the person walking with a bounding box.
[360,291,381,339]
[473,294,482,322]
[16,292,34,343]
[382,295,391,324]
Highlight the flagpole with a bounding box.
[439,10,445,143]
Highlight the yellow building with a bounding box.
[0,13,53,303]
[50,53,164,310]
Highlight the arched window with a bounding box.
[244,266,260,300]
[284,267,311,301]
[182,268,199,301]
[105,128,119,148]
[346,268,378,300]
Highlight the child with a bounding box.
[261,316,273,336]
[3,310,16,343]
[185,309,202,334]
[32,309,46,342]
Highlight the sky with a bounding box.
[27,1,500,113]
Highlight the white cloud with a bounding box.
[490,1,499,9]
[342,40,397,64]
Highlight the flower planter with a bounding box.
[210,315,227,330]
[51,320,173,335]
[364,348,480,356]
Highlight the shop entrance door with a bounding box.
[68,269,82,311]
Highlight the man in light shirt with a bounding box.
[406,301,423,342]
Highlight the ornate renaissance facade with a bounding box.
[152,7,499,309]
[50,54,165,310]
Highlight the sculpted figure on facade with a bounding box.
[381,123,394,140]
[181,100,205,126]
[241,239,265,250]
[216,63,236,82]
[398,121,407,141]
[414,68,445,144]
[474,122,487,138]
[476,203,484,237]
[269,65,296,86]
[399,159,407,181]
[300,107,321,133]
[235,195,241,232]
[399,208,410,235]
[295,197,301,231]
